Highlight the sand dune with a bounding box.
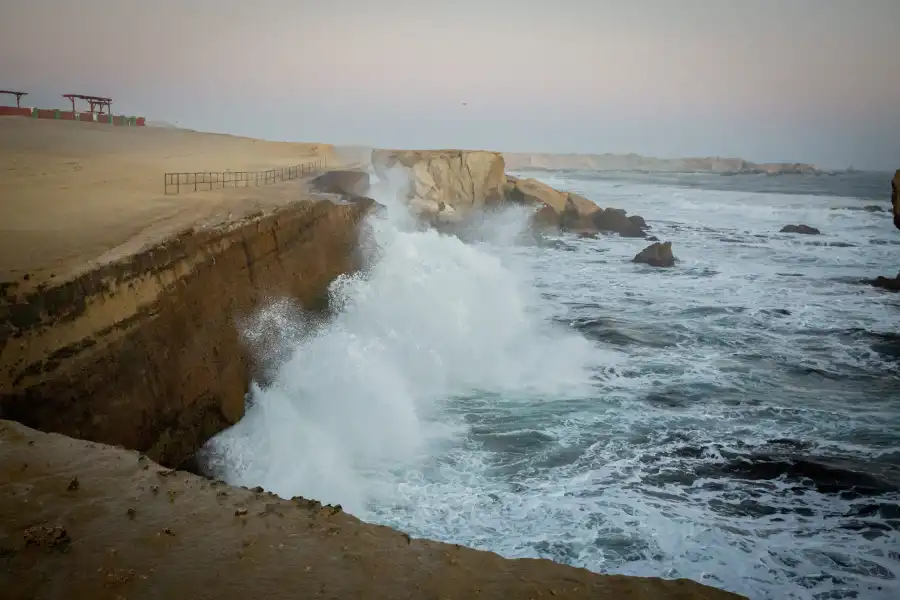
[0,117,335,283]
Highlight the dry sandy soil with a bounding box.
[0,117,338,284]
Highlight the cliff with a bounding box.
[892,169,899,230]
[0,419,746,600]
[503,152,819,175]
[371,149,506,222]
[368,150,649,237]
[0,199,372,468]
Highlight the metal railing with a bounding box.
[164,158,326,195]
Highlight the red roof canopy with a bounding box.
[62,93,113,114]
[62,93,112,103]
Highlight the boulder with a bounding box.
[780,224,821,235]
[531,204,560,231]
[633,241,675,267]
[592,208,647,238]
[309,170,370,197]
[371,150,506,220]
[892,170,900,230]
[871,272,900,292]
[560,193,603,231]
[628,215,649,230]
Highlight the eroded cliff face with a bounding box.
[892,170,899,230]
[371,149,506,221]
[0,199,371,467]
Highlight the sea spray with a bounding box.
[201,166,598,513]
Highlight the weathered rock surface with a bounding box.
[504,176,646,237]
[868,171,900,292]
[371,149,506,222]
[634,242,676,267]
[0,419,746,600]
[504,152,820,175]
[309,169,370,198]
[0,199,372,468]
[780,224,821,235]
[892,169,900,230]
[590,208,647,238]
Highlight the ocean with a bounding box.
[203,168,900,600]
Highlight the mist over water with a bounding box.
[204,169,900,600]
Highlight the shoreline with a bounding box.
[1,120,750,599]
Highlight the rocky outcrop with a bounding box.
[371,149,506,222]
[505,176,570,213]
[504,176,646,237]
[504,152,820,175]
[780,224,820,235]
[0,199,372,468]
[309,169,370,198]
[0,419,745,600]
[892,170,899,230]
[872,272,900,292]
[869,170,900,291]
[634,242,676,267]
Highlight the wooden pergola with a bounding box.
[0,90,28,108]
[62,93,112,114]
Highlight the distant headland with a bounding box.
[502,152,825,175]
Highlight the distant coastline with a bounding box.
[502,152,830,175]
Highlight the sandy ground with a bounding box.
[0,419,744,600]
[0,117,340,284]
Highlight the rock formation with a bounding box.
[0,200,373,468]
[780,224,821,235]
[504,176,646,237]
[870,170,900,292]
[371,149,506,223]
[504,152,820,175]
[634,242,676,267]
[872,272,900,292]
[892,169,900,230]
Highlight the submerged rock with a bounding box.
[780,224,821,235]
[633,241,675,267]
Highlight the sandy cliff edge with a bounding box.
[0,419,746,600]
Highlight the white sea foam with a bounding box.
[203,167,598,513]
[204,170,900,600]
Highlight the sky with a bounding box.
[2,0,899,170]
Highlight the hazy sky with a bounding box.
[2,0,899,169]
